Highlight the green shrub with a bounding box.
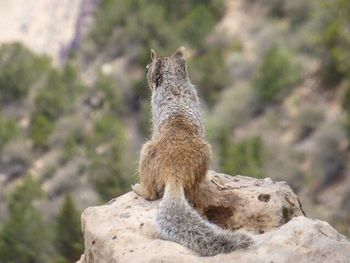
[30,115,55,147]
[123,3,178,66]
[177,5,216,49]
[219,130,265,178]
[90,0,224,49]
[57,117,88,163]
[34,64,83,122]
[62,135,79,163]
[95,74,124,114]
[0,42,50,106]
[318,0,350,86]
[31,63,84,147]
[87,0,224,66]
[90,0,177,65]
[254,46,301,104]
[90,0,139,48]
[34,70,68,121]
[55,195,83,262]
[189,48,229,106]
[0,116,20,149]
[0,176,52,262]
[87,115,130,201]
[151,0,224,21]
[61,62,85,97]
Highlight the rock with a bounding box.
[0,0,99,63]
[192,171,304,232]
[78,171,350,263]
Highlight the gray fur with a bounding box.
[152,81,204,136]
[156,184,253,256]
[147,54,204,137]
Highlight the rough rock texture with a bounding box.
[192,171,304,232]
[78,171,350,263]
[0,0,99,63]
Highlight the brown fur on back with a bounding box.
[138,116,211,201]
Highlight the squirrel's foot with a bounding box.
[132,183,159,201]
[132,183,146,196]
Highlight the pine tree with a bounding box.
[0,176,52,262]
[55,194,83,262]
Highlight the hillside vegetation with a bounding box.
[0,0,349,261]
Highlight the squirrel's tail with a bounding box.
[155,179,253,257]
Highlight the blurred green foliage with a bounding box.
[151,0,224,21]
[124,3,177,66]
[177,5,216,49]
[62,135,79,163]
[0,176,53,262]
[218,129,265,178]
[318,0,350,86]
[0,43,85,148]
[90,0,176,65]
[0,43,50,106]
[91,0,223,51]
[317,0,350,139]
[189,48,229,105]
[34,65,83,121]
[0,178,84,262]
[0,116,20,150]
[55,195,83,262]
[31,63,84,147]
[95,74,124,115]
[87,0,226,105]
[254,46,301,104]
[30,115,55,147]
[87,114,130,201]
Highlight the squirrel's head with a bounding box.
[145,47,188,91]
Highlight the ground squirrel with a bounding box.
[133,47,253,256]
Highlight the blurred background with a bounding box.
[0,0,349,262]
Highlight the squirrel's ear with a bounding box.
[151,49,157,61]
[173,47,185,58]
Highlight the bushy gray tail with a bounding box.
[155,182,253,256]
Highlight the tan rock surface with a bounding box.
[0,0,98,63]
[193,171,304,232]
[78,171,350,263]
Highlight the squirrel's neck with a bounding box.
[151,81,204,138]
